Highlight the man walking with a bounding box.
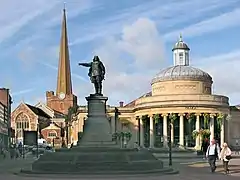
[206,139,220,172]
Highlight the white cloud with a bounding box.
[164,8,240,40]
[84,18,166,105]
[5,0,240,108]
[193,50,240,105]
[0,0,59,44]
[70,0,239,46]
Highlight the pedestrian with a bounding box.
[206,139,220,173]
[201,138,209,159]
[219,142,232,174]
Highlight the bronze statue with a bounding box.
[78,56,105,95]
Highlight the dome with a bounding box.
[151,65,213,84]
[172,35,190,51]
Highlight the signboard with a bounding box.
[0,122,8,135]
[23,131,37,146]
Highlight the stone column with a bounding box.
[210,114,215,141]
[149,115,154,148]
[179,113,184,147]
[220,115,225,147]
[195,114,200,149]
[140,116,144,147]
[162,114,168,148]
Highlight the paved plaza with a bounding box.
[0,155,239,180]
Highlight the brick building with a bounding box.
[0,88,12,147]
[41,123,62,147]
[11,103,51,143]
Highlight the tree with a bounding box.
[64,106,78,146]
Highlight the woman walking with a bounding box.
[219,142,232,174]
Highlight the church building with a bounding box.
[11,8,78,147]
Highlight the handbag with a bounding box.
[226,155,232,160]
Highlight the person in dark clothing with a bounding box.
[206,139,220,173]
[201,138,209,159]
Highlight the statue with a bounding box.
[78,56,105,95]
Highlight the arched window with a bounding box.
[15,113,30,138]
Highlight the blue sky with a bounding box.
[0,0,240,109]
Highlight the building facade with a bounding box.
[11,103,51,143]
[0,102,8,147]
[41,123,62,147]
[0,88,12,147]
[75,36,240,149]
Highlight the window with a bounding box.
[48,131,57,138]
[179,52,183,64]
[185,52,189,64]
[15,113,30,137]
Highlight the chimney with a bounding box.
[119,101,124,107]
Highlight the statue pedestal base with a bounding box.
[79,94,113,146]
[86,94,108,117]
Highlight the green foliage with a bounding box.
[169,113,177,124]
[203,113,210,128]
[192,130,199,139]
[65,106,78,122]
[112,131,132,141]
[186,113,195,122]
[153,114,160,124]
[216,113,224,130]
[199,129,211,139]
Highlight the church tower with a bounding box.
[172,34,190,66]
[46,7,77,115]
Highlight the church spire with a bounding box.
[56,6,72,95]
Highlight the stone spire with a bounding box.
[56,6,72,95]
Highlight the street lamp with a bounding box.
[36,123,39,158]
[168,123,172,166]
[22,127,25,159]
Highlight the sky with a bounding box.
[0,0,240,109]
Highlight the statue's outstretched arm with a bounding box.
[78,62,91,67]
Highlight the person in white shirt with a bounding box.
[206,139,220,172]
[219,142,232,174]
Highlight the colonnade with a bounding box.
[136,113,226,148]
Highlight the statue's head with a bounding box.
[93,56,100,62]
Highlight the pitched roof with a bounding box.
[25,104,51,118]
[42,123,61,130]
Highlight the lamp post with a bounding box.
[36,123,39,158]
[114,107,119,134]
[168,123,172,166]
[22,128,25,159]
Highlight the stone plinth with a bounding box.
[86,94,108,117]
[28,148,166,175]
[80,94,112,146]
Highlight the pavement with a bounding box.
[0,152,239,180]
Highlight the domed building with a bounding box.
[75,35,240,149]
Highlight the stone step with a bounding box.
[56,147,136,152]
[21,167,178,175]
[38,151,157,162]
[32,160,163,172]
